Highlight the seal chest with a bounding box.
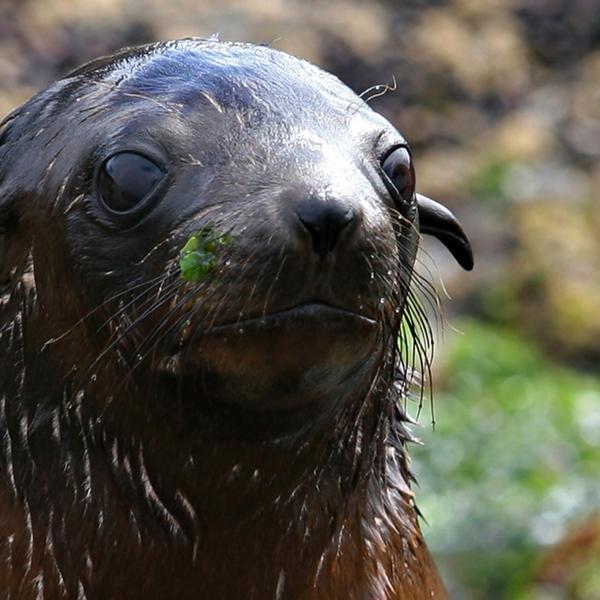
[0,39,472,599]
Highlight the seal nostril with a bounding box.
[295,197,355,258]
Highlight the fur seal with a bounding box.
[0,39,472,599]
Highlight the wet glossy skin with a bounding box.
[0,40,449,599]
[10,40,420,414]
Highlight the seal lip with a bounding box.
[196,302,378,336]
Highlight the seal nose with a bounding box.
[295,197,355,259]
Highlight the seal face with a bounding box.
[0,39,472,599]
[4,39,420,413]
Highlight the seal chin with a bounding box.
[157,303,381,411]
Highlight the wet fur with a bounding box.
[0,40,447,599]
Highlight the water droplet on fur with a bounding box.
[225,260,231,266]
[379,298,385,305]
[90,374,97,382]
[238,328,244,335]
[164,355,180,375]
[136,354,143,363]
[370,272,375,281]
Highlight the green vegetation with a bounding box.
[468,158,515,204]
[413,320,600,599]
[179,227,234,283]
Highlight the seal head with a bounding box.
[0,40,470,417]
[0,39,471,599]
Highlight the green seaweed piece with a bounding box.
[179,227,233,282]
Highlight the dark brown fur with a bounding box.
[0,39,472,599]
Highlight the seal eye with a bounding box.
[98,152,164,214]
[381,147,415,202]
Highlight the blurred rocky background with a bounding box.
[1,0,598,597]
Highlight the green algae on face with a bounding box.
[179,227,234,282]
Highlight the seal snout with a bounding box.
[295,196,356,259]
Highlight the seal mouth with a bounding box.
[161,302,379,380]
[198,302,377,336]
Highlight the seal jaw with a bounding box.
[159,301,380,412]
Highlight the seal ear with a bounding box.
[0,116,17,287]
[0,207,15,286]
[416,193,474,271]
[0,228,5,281]
[0,198,23,293]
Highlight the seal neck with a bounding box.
[0,302,445,598]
